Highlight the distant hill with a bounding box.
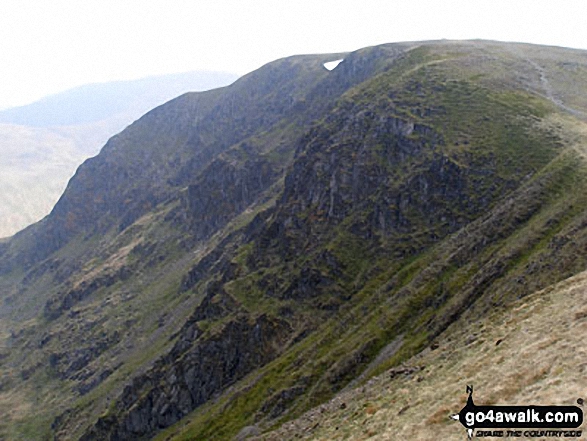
[0,71,238,127]
[0,71,238,238]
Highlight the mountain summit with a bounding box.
[1,40,587,440]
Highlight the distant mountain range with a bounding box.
[0,71,238,238]
[1,40,587,441]
[0,71,239,127]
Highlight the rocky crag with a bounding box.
[1,40,587,440]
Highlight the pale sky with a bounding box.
[0,0,585,110]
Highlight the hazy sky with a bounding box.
[1,0,585,110]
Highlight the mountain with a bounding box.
[1,40,587,441]
[0,71,238,238]
[0,71,240,128]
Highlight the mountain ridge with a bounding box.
[0,71,239,239]
[1,40,587,440]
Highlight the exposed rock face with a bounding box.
[4,41,587,441]
[48,330,120,380]
[183,154,278,240]
[79,313,292,440]
[277,106,491,237]
[0,55,329,275]
[44,266,132,319]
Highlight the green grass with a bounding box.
[160,128,587,441]
[4,40,587,441]
[87,44,587,439]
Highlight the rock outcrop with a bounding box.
[79,313,292,440]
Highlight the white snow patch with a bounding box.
[323,59,343,71]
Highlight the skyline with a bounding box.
[1,0,586,110]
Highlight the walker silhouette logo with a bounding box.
[450,386,583,439]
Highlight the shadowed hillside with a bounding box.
[0,41,586,441]
[0,71,238,238]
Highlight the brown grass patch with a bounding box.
[426,405,454,425]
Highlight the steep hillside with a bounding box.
[258,266,587,440]
[0,71,238,238]
[1,40,587,441]
[0,124,86,239]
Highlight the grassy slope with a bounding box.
[252,43,587,440]
[0,53,348,440]
[154,44,587,440]
[259,267,587,440]
[156,148,587,441]
[2,41,587,441]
